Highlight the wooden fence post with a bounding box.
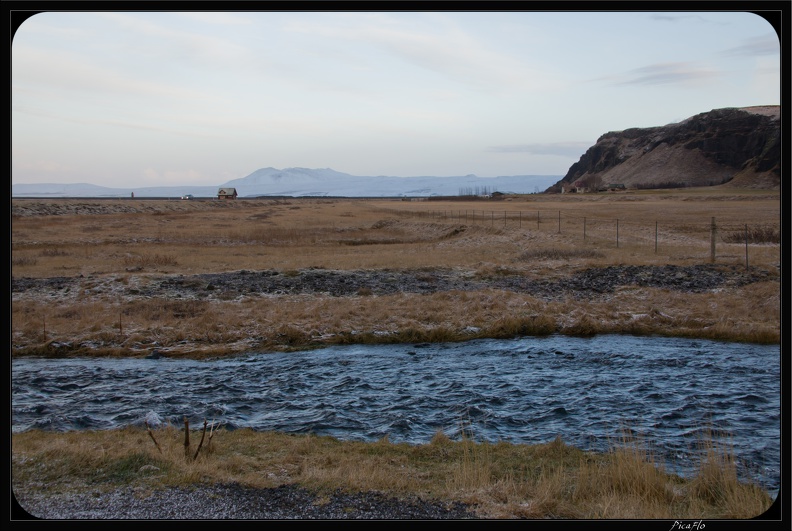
[745,224,749,269]
[616,219,619,248]
[710,217,716,263]
[184,417,191,458]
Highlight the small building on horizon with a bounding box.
[217,187,238,200]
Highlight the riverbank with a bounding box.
[12,427,776,520]
[11,263,780,360]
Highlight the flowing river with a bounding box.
[12,334,780,496]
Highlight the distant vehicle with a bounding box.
[181,194,194,200]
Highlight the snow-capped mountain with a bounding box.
[12,168,560,198]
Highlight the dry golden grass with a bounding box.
[11,425,774,519]
[11,279,779,360]
[11,193,781,276]
[11,192,781,358]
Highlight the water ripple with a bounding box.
[12,335,779,493]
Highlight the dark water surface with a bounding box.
[12,335,780,495]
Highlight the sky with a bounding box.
[11,10,781,188]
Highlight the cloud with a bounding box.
[287,14,563,93]
[178,12,253,26]
[12,99,218,139]
[720,35,779,57]
[487,142,591,157]
[13,47,210,102]
[648,14,722,25]
[610,62,719,86]
[98,13,255,69]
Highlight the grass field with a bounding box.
[11,190,781,357]
[11,190,782,277]
[11,189,781,518]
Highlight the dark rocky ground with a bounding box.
[11,263,775,302]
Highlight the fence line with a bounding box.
[380,207,779,269]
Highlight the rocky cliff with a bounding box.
[547,106,780,192]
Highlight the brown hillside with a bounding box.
[548,106,780,192]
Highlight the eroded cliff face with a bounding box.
[548,106,780,192]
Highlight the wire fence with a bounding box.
[381,207,780,269]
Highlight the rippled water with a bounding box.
[12,335,780,494]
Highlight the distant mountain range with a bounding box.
[11,168,560,198]
[13,105,780,199]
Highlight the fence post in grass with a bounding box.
[119,312,123,336]
[537,211,540,230]
[655,221,658,253]
[145,421,163,454]
[616,219,619,248]
[583,217,586,241]
[558,211,561,233]
[519,211,522,228]
[710,217,716,263]
[491,211,494,227]
[504,211,507,228]
[193,419,208,461]
[745,223,749,270]
[184,417,191,458]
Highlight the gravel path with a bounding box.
[14,483,480,520]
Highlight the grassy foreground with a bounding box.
[11,191,780,518]
[12,424,774,519]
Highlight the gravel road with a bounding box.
[13,483,480,520]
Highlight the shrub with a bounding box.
[122,253,178,268]
[12,256,37,266]
[516,248,604,261]
[722,226,780,244]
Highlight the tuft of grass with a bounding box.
[722,226,780,244]
[515,248,605,261]
[686,431,772,517]
[12,255,38,266]
[122,253,178,268]
[485,315,556,338]
[40,248,69,257]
